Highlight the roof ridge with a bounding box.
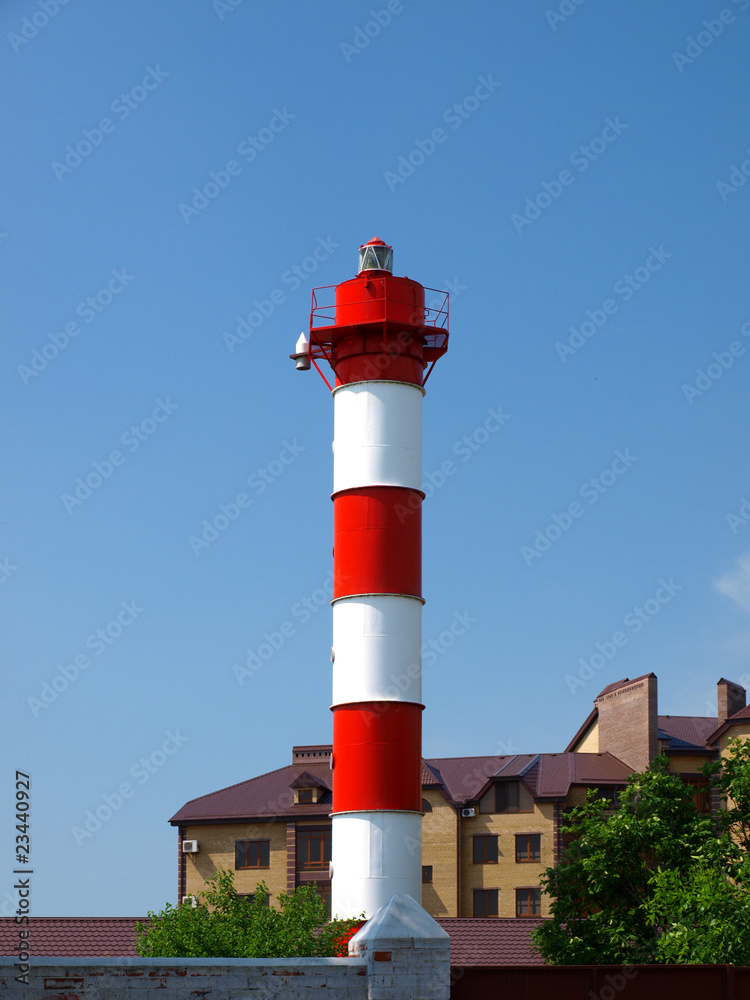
[659,714,717,720]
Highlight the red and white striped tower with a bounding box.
[291,239,448,919]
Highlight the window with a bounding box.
[473,889,498,917]
[593,787,620,809]
[684,776,711,814]
[516,888,541,917]
[235,840,270,869]
[496,782,534,813]
[515,834,541,862]
[473,835,499,864]
[237,893,269,906]
[296,827,332,870]
[297,788,314,803]
[422,865,433,884]
[314,884,331,918]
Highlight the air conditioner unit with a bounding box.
[182,840,199,853]
[181,896,198,908]
[461,807,476,818]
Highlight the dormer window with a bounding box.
[290,770,329,805]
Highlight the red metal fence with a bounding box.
[450,964,750,1000]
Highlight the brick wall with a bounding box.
[573,720,599,753]
[421,789,458,917]
[1,895,451,1000]
[459,802,555,918]
[595,674,657,772]
[721,724,750,756]
[184,822,288,904]
[718,678,746,722]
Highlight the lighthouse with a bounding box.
[291,238,449,919]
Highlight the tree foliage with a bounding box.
[532,744,750,965]
[135,869,363,958]
[644,861,750,965]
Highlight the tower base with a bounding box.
[330,811,421,919]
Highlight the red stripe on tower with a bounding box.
[291,238,449,919]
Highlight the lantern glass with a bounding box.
[359,244,393,273]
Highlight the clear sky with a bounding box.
[3,0,750,918]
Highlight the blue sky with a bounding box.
[3,0,750,917]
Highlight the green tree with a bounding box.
[135,869,363,958]
[532,755,715,964]
[703,736,750,858]
[644,860,750,965]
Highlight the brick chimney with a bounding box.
[717,678,746,723]
[594,673,658,772]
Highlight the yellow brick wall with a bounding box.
[421,790,458,917]
[184,823,288,906]
[667,754,712,773]
[572,720,599,754]
[458,803,555,918]
[720,727,750,757]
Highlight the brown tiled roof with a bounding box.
[172,747,636,824]
[421,755,539,805]
[438,918,544,965]
[170,761,333,824]
[658,715,717,750]
[423,753,631,805]
[0,918,142,957]
[706,704,750,745]
[534,753,631,799]
[422,761,444,787]
[289,770,330,790]
[0,916,544,964]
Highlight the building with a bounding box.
[565,673,746,812]
[170,673,746,921]
[170,745,632,920]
